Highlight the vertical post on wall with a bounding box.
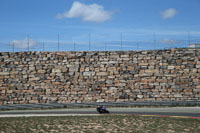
[188,32,191,47]
[105,42,107,51]
[12,42,15,52]
[27,34,29,51]
[43,43,45,51]
[89,33,91,51]
[57,33,60,51]
[120,32,123,51]
[154,32,156,50]
[74,43,76,51]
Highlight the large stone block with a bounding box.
[0,72,9,75]
[37,70,46,74]
[97,72,107,76]
[52,69,61,73]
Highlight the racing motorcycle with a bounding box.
[96,106,109,114]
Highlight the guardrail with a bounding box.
[0,101,200,110]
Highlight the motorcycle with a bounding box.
[96,106,109,114]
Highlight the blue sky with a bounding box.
[0,0,200,51]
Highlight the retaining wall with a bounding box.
[0,48,200,105]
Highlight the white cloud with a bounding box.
[56,1,112,22]
[159,38,180,44]
[161,8,178,19]
[11,38,37,49]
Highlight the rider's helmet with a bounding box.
[97,105,101,110]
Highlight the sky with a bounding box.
[0,0,200,51]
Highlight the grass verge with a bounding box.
[0,115,200,133]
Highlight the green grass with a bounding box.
[0,115,200,133]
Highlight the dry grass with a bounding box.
[0,115,200,133]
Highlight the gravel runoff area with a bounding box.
[0,114,200,133]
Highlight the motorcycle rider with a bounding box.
[96,105,106,113]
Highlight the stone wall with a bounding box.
[0,48,200,105]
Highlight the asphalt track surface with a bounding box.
[0,107,200,118]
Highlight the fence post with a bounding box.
[120,32,123,50]
[154,32,156,50]
[188,32,191,46]
[57,33,60,51]
[43,43,45,51]
[89,33,91,51]
[12,42,15,52]
[105,42,107,51]
[74,43,76,51]
[27,34,29,51]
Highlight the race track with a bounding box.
[0,107,200,118]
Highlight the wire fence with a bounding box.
[0,33,200,52]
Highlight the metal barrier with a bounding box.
[0,101,200,110]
